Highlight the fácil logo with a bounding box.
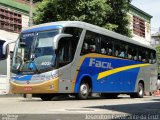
[89,58,113,69]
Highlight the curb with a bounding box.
[0,94,22,98]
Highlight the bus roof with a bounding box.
[22,21,155,50]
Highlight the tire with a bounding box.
[130,82,144,98]
[40,94,55,101]
[76,82,91,100]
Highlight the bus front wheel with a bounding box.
[76,82,91,100]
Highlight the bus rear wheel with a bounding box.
[76,82,91,100]
[130,82,144,98]
[40,94,55,101]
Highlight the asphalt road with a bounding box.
[0,95,160,120]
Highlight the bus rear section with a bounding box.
[76,30,157,99]
[0,39,10,95]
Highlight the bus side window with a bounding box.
[148,51,152,63]
[101,48,106,54]
[138,51,142,62]
[118,44,127,58]
[115,50,119,57]
[114,43,120,57]
[142,50,146,62]
[151,50,156,64]
[132,49,137,60]
[89,44,96,53]
[138,48,147,62]
[113,42,126,58]
[58,38,72,67]
[137,47,141,61]
[145,50,149,63]
[81,40,90,55]
[81,31,100,55]
[63,27,83,60]
[128,46,137,60]
[100,35,113,56]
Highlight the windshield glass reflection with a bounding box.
[12,30,59,74]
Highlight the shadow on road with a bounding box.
[20,94,136,102]
[19,94,158,102]
[85,100,160,115]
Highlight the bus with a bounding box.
[0,37,10,95]
[10,21,157,100]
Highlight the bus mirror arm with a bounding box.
[2,40,16,55]
[53,34,73,49]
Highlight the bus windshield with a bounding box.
[12,30,59,74]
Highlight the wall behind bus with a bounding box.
[0,0,30,51]
[129,4,152,46]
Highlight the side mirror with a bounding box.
[53,34,73,49]
[3,40,16,55]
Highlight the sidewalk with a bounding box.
[0,94,22,98]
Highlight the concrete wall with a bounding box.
[0,12,29,51]
[128,13,151,46]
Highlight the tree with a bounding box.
[33,0,132,37]
[106,0,132,37]
[34,0,111,28]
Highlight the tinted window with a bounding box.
[100,35,113,56]
[63,27,82,60]
[81,31,100,55]
[127,45,138,60]
[137,47,156,63]
[114,41,128,58]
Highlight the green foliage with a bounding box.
[156,46,160,64]
[34,0,111,27]
[34,0,132,37]
[106,0,132,37]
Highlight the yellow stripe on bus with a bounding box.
[97,63,150,80]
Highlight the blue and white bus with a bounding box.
[11,21,157,100]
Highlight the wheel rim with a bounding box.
[80,84,88,96]
[139,88,143,96]
[138,84,143,96]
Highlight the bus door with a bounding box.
[57,37,73,93]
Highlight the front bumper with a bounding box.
[10,78,59,94]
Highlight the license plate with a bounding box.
[24,86,32,91]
